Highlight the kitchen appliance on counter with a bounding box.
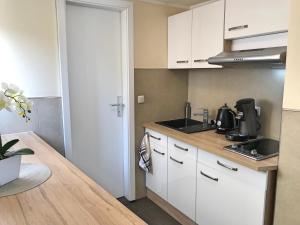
[226,98,261,141]
[224,138,279,161]
[216,104,236,134]
[156,118,216,134]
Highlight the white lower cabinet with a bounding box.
[196,161,266,225]
[146,142,168,200]
[145,129,269,225]
[167,138,197,220]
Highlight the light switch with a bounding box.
[137,95,145,104]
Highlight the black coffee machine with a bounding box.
[226,98,261,141]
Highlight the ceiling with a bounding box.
[153,0,209,7]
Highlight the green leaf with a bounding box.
[1,139,19,154]
[4,148,34,158]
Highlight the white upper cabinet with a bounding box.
[192,0,225,68]
[225,0,289,40]
[168,10,192,69]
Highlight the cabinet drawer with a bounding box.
[145,129,167,147]
[197,148,267,189]
[168,137,197,160]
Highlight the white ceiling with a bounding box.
[152,0,209,7]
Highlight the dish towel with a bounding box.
[139,132,152,173]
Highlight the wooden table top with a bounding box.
[144,122,278,172]
[0,132,146,225]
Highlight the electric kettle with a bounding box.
[216,104,236,134]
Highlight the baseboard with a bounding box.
[146,189,197,225]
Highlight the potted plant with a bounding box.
[0,83,34,186]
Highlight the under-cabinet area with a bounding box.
[144,124,277,225]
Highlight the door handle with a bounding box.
[170,156,183,165]
[174,144,188,152]
[228,24,248,31]
[153,149,165,156]
[217,160,238,171]
[194,59,208,63]
[110,96,124,117]
[110,104,124,107]
[150,135,161,141]
[176,60,189,64]
[200,171,218,182]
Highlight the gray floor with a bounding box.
[119,197,181,225]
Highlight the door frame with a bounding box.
[55,0,135,200]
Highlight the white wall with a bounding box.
[0,0,60,97]
[282,0,300,110]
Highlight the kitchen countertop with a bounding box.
[0,132,146,225]
[144,122,278,171]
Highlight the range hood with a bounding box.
[208,47,287,68]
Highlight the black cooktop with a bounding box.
[224,138,279,161]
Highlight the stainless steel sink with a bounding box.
[156,118,216,134]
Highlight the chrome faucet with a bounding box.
[193,108,209,126]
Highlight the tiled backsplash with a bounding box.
[188,68,285,140]
[134,69,188,198]
[0,97,65,155]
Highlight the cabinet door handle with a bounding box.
[150,135,161,141]
[200,171,218,182]
[217,160,238,171]
[176,60,189,64]
[194,59,208,63]
[170,156,183,165]
[228,24,248,31]
[174,144,188,152]
[153,149,165,156]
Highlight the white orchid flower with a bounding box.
[5,84,22,97]
[1,82,8,91]
[0,91,10,110]
[0,83,32,121]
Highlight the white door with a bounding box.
[146,142,168,200]
[167,138,197,220]
[168,10,192,69]
[225,0,289,39]
[196,162,266,225]
[191,0,224,68]
[66,3,124,197]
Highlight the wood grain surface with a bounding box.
[0,132,146,225]
[144,122,278,171]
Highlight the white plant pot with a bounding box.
[0,155,21,186]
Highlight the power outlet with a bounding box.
[255,106,261,116]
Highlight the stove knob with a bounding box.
[251,149,258,155]
[231,144,238,149]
